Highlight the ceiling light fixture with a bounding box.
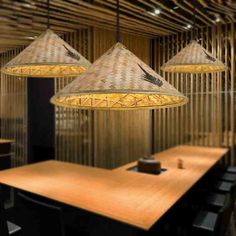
[2,0,91,78]
[23,36,37,40]
[154,8,161,15]
[50,0,188,110]
[147,11,156,16]
[161,7,225,73]
[171,6,179,12]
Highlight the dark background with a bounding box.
[27,78,55,163]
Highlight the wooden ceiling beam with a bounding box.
[137,0,195,27]
[150,0,200,26]
[0,0,234,52]
[51,0,173,35]
[184,1,215,24]
[101,0,185,32]
[172,0,211,26]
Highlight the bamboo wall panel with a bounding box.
[55,28,152,168]
[0,27,152,169]
[54,29,94,166]
[92,28,151,168]
[0,48,27,167]
[154,23,236,165]
[4,23,235,168]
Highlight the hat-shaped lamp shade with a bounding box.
[161,40,225,73]
[50,43,188,110]
[2,29,91,77]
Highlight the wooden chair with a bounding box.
[192,193,233,236]
[17,192,65,236]
[226,166,236,174]
[210,169,236,183]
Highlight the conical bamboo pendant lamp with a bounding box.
[50,0,188,110]
[161,40,225,73]
[2,0,91,78]
[161,8,225,73]
[50,42,188,110]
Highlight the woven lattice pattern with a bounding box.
[52,93,186,110]
[161,40,226,73]
[2,29,91,77]
[51,43,188,110]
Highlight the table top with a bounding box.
[0,139,13,144]
[0,145,228,230]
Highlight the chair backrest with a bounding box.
[230,182,236,200]
[216,193,234,236]
[17,192,65,236]
[0,186,9,236]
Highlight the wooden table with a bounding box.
[0,145,228,230]
[0,139,13,143]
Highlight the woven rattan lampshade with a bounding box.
[2,29,91,77]
[161,40,225,73]
[50,43,188,110]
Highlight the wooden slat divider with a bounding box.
[0,46,27,167]
[153,22,236,165]
[1,22,236,167]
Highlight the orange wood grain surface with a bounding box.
[0,145,228,230]
[0,139,13,144]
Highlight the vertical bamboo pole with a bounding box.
[225,24,229,149]
[230,22,235,164]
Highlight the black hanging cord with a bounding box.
[47,0,50,29]
[193,7,196,41]
[116,0,120,42]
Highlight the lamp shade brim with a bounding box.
[2,64,88,78]
[161,64,226,73]
[51,92,188,110]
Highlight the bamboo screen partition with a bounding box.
[154,22,236,165]
[92,28,151,168]
[0,28,151,168]
[1,22,235,168]
[54,28,152,169]
[0,48,28,167]
[54,29,94,166]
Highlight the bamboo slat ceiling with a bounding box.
[0,0,235,53]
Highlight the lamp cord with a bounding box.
[47,0,50,29]
[116,0,120,42]
[193,6,196,41]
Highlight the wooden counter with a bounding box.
[0,145,228,230]
[0,139,13,144]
